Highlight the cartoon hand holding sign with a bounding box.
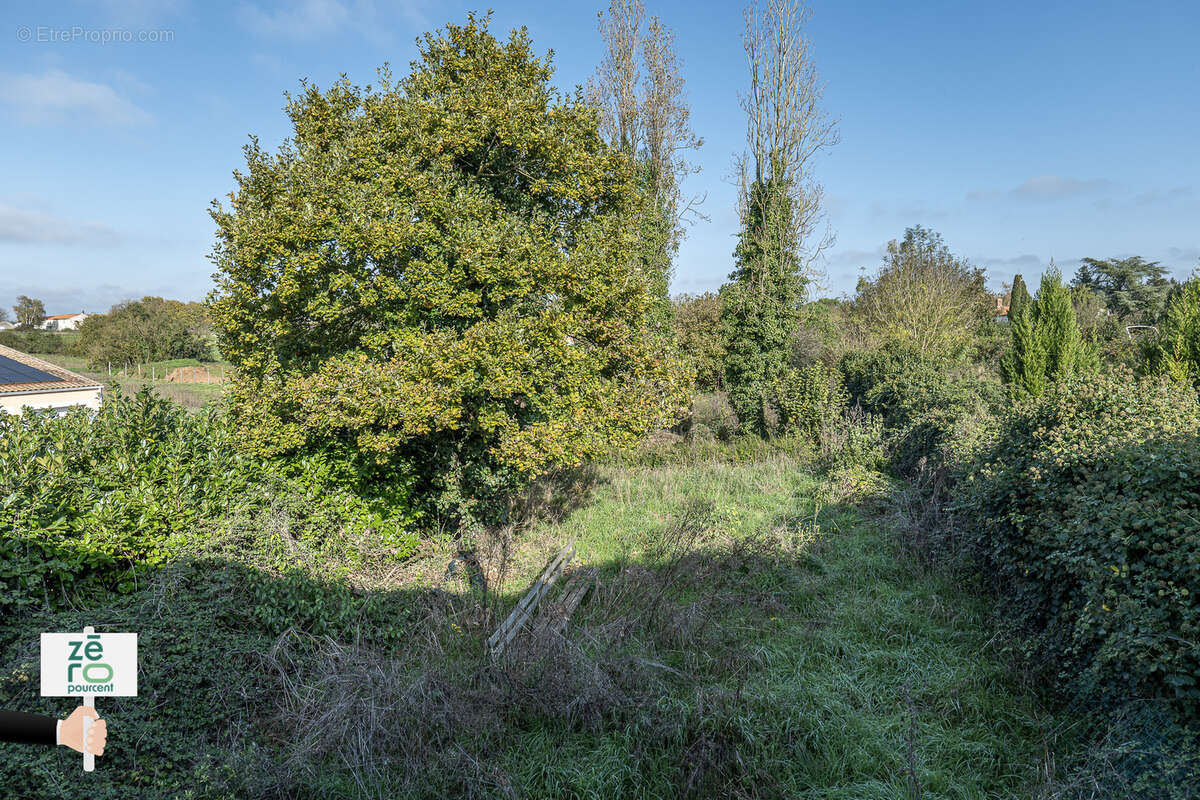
[39,626,137,772]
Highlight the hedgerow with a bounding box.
[0,387,419,619]
[839,343,1001,476]
[952,370,1200,716]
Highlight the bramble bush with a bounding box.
[952,370,1200,717]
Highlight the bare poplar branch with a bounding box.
[738,0,839,289]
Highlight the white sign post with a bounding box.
[41,626,137,772]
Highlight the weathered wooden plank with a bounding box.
[542,567,596,637]
[488,542,574,656]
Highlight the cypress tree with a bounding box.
[1158,278,1200,388]
[1035,267,1085,381]
[1004,266,1087,398]
[1008,274,1031,320]
[1004,300,1046,398]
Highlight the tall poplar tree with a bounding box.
[589,0,703,328]
[719,0,836,433]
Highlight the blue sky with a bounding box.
[2,0,1197,315]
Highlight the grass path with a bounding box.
[491,455,1058,798]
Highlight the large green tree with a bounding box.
[1074,256,1173,321]
[208,15,687,529]
[12,296,45,330]
[853,226,990,358]
[76,297,210,366]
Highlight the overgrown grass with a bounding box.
[1,445,1071,798]
[481,455,1059,798]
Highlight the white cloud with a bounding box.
[968,175,1111,203]
[1011,175,1110,199]
[0,69,152,126]
[0,204,121,246]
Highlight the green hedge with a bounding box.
[840,344,1001,476]
[0,387,419,616]
[953,370,1200,715]
[0,329,75,355]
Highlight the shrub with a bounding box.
[953,370,1200,716]
[673,293,726,391]
[1156,277,1200,390]
[0,387,419,617]
[688,391,740,442]
[839,344,997,427]
[775,361,847,440]
[0,329,73,355]
[821,406,886,471]
[839,343,1003,477]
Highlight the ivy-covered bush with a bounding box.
[776,361,847,439]
[953,371,1200,715]
[841,345,968,427]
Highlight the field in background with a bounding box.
[32,353,226,409]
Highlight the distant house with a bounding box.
[0,344,102,415]
[0,321,14,331]
[994,293,1011,322]
[40,312,89,331]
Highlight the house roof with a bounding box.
[0,344,102,394]
[43,312,85,320]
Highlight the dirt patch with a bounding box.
[166,365,223,383]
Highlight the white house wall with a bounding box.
[0,387,102,415]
